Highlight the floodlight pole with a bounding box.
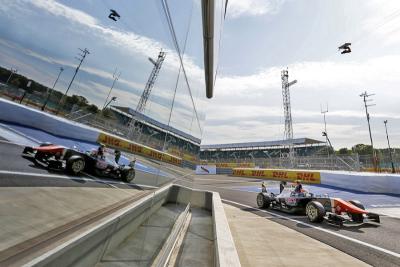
[42,67,64,111]
[103,68,121,109]
[6,68,18,84]
[321,104,329,156]
[103,96,117,111]
[384,120,395,173]
[360,91,378,170]
[56,48,90,115]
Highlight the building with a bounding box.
[200,138,327,161]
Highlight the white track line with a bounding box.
[81,171,119,189]
[222,199,400,259]
[0,170,158,189]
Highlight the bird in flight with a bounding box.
[108,9,120,22]
[338,43,351,54]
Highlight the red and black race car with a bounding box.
[22,143,136,183]
[257,187,380,226]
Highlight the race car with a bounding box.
[256,186,380,226]
[22,143,136,183]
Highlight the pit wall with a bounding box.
[26,185,240,267]
[232,168,400,195]
[0,98,182,165]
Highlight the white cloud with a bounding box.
[227,0,285,18]
[30,0,98,26]
[25,0,205,133]
[362,0,400,46]
[203,54,400,147]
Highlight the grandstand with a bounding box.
[108,106,200,157]
[200,138,327,161]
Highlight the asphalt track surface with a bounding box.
[0,141,152,190]
[174,174,400,267]
[1,141,400,266]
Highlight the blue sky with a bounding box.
[203,0,400,148]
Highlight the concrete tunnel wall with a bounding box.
[27,185,240,267]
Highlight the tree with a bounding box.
[87,104,98,114]
[101,108,113,118]
[65,95,89,107]
[338,147,349,155]
[352,144,373,155]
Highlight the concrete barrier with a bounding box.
[24,185,240,267]
[213,193,241,267]
[0,98,98,142]
[320,170,400,195]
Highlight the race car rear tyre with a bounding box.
[349,200,365,222]
[256,193,271,208]
[122,169,135,183]
[306,201,325,223]
[66,157,85,175]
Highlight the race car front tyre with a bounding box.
[66,157,85,175]
[306,201,325,223]
[348,200,365,222]
[122,169,135,183]
[256,193,271,208]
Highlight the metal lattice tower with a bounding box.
[136,50,166,113]
[281,69,297,163]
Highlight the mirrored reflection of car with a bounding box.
[256,187,380,226]
[22,143,136,183]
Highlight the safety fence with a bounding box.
[201,153,400,173]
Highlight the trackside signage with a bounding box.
[97,133,182,165]
[215,162,256,168]
[232,168,321,184]
[195,165,217,175]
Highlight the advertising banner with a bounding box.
[216,162,256,168]
[232,168,321,184]
[97,133,182,165]
[195,165,217,175]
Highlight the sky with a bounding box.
[0,0,206,140]
[202,0,400,149]
[1,0,400,149]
